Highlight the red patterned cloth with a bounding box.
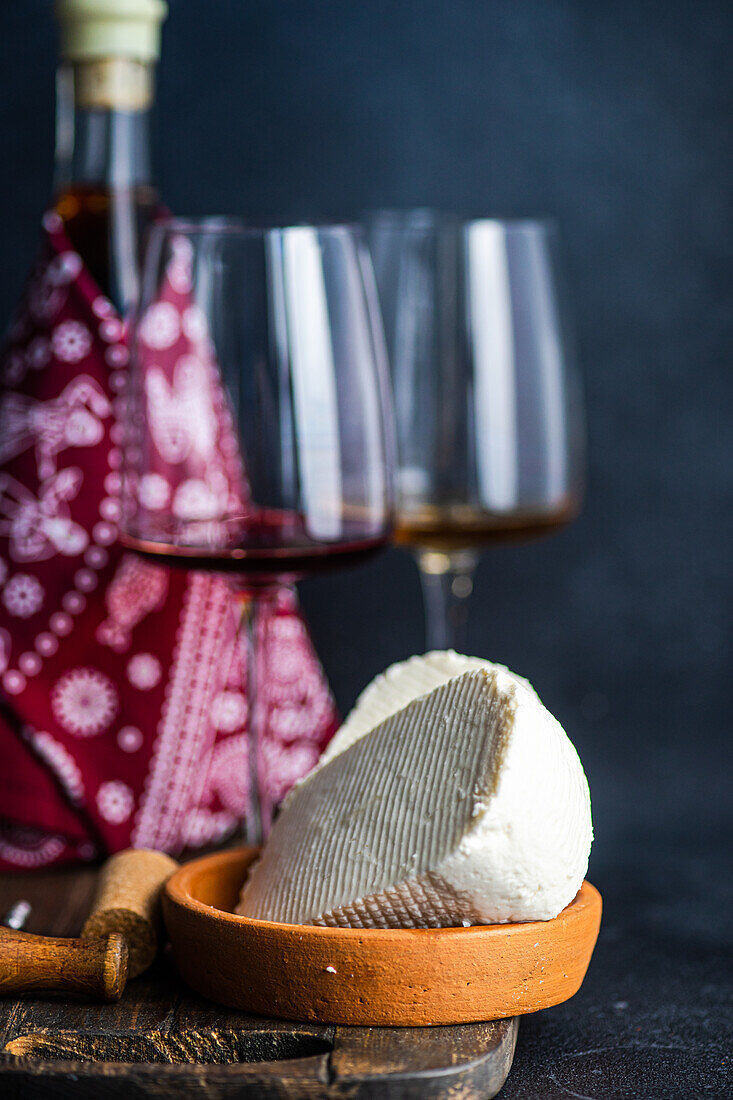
[0,211,338,870]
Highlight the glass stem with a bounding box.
[233,583,280,848]
[415,549,478,652]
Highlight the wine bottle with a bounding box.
[53,0,167,315]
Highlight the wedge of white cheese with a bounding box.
[237,664,592,927]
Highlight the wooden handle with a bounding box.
[0,929,127,1001]
[82,849,178,979]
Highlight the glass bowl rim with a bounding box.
[151,215,365,238]
[364,208,558,233]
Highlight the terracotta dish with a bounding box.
[163,848,602,1027]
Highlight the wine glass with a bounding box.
[366,211,585,651]
[122,219,394,844]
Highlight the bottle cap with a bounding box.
[55,0,168,63]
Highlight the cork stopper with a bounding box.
[74,58,153,110]
[55,0,168,63]
[82,848,178,979]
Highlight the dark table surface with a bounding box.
[501,825,733,1098]
[0,825,730,1098]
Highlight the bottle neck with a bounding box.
[55,59,154,191]
[53,59,158,315]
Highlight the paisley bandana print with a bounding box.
[0,212,338,870]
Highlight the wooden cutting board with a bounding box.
[0,865,518,1099]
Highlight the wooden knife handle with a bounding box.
[0,928,127,1002]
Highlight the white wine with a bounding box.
[394,500,580,552]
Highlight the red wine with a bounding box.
[122,534,389,581]
[122,508,390,582]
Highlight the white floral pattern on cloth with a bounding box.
[0,824,67,869]
[0,215,339,871]
[126,653,161,690]
[211,690,247,733]
[145,355,218,464]
[203,732,322,818]
[97,554,169,653]
[204,734,251,817]
[96,780,134,824]
[181,305,208,343]
[47,251,83,286]
[117,725,143,753]
[131,573,235,852]
[0,468,89,563]
[24,729,85,805]
[167,240,194,295]
[138,472,170,510]
[180,808,236,850]
[262,738,322,806]
[52,320,92,363]
[135,287,246,546]
[52,668,118,737]
[0,374,111,479]
[2,573,44,618]
[138,301,180,349]
[172,476,225,521]
[19,651,42,676]
[189,591,338,834]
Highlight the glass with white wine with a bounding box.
[367,211,585,650]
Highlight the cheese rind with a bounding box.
[237,665,593,927]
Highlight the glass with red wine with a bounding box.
[122,220,394,843]
[366,211,586,651]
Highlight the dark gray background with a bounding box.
[1,2,731,1095]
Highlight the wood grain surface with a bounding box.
[0,864,518,1099]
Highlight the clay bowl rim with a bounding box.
[165,846,598,938]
